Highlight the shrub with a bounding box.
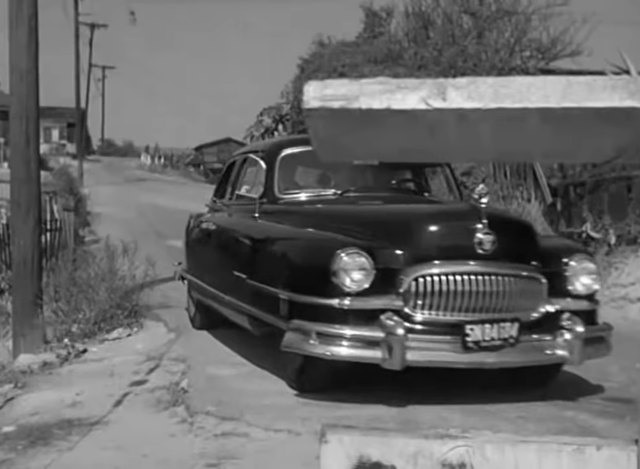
[494,196,556,236]
[50,165,90,233]
[267,0,590,134]
[97,138,139,158]
[41,238,155,343]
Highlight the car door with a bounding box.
[186,157,242,295]
[216,154,268,303]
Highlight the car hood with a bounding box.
[267,197,540,265]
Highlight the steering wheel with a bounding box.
[390,177,422,192]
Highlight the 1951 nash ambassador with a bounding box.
[176,134,613,393]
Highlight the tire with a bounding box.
[508,364,564,389]
[186,287,230,330]
[282,353,345,394]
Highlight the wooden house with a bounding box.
[189,137,245,177]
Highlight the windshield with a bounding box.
[275,148,461,201]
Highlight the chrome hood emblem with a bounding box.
[472,183,498,255]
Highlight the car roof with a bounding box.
[233,135,311,160]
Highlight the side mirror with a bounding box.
[206,199,222,210]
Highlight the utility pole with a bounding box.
[92,64,116,145]
[8,0,44,357]
[72,0,84,186]
[80,21,108,155]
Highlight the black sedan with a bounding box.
[176,135,612,393]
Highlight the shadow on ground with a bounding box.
[0,417,99,455]
[208,327,605,407]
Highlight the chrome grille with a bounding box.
[404,271,547,321]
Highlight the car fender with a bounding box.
[538,234,595,298]
[250,224,400,298]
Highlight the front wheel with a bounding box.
[507,364,564,389]
[186,287,231,330]
[282,353,347,394]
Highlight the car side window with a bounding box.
[212,159,239,202]
[231,156,266,201]
[424,166,459,201]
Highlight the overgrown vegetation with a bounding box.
[0,165,156,371]
[51,165,90,232]
[245,0,590,140]
[42,238,155,342]
[0,239,154,350]
[96,138,139,157]
[244,0,639,257]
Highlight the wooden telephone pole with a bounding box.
[8,0,44,357]
[92,64,116,145]
[72,0,84,186]
[80,21,108,153]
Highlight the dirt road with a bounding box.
[87,157,640,467]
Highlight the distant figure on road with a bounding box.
[140,145,151,166]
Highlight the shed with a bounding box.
[190,137,245,173]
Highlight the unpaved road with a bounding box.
[88,157,640,467]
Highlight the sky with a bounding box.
[0,0,639,148]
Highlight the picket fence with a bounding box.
[0,188,76,270]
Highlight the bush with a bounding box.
[97,139,139,158]
[41,238,155,342]
[278,0,590,133]
[51,165,90,231]
[494,196,556,236]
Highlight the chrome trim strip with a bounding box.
[246,278,403,310]
[273,145,318,200]
[550,297,597,312]
[181,271,287,330]
[191,288,254,331]
[399,260,547,291]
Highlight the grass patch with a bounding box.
[50,164,90,232]
[42,238,156,343]
[0,237,156,368]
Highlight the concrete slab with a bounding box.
[320,426,638,469]
[303,76,640,165]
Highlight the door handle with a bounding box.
[198,220,217,231]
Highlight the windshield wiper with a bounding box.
[284,188,340,197]
[339,186,422,196]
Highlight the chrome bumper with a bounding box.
[280,312,613,371]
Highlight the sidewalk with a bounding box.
[0,321,202,469]
[0,159,208,468]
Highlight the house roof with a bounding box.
[0,101,84,122]
[193,136,245,153]
[40,106,83,121]
[0,90,9,107]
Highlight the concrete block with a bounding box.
[303,76,640,165]
[319,426,638,469]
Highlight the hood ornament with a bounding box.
[472,183,497,255]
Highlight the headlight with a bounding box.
[565,253,601,296]
[331,247,375,293]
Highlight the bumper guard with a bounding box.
[280,312,613,371]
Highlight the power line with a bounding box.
[79,20,108,153]
[91,64,116,145]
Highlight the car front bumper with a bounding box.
[280,312,613,371]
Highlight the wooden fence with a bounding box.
[489,161,640,244]
[0,190,76,271]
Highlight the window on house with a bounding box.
[58,125,67,142]
[43,126,53,144]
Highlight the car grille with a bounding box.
[403,272,547,321]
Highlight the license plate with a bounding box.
[462,320,520,351]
